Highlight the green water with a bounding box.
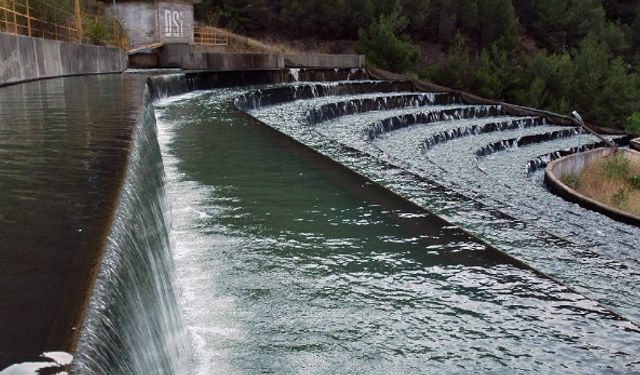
[0,74,146,369]
[155,89,640,374]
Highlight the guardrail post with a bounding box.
[2,0,7,32]
[11,0,17,34]
[74,0,81,42]
[25,0,30,36]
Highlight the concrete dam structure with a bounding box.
[1,65,640,374]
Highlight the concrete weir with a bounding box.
[3,61,640,373]
[0,74,147,371]
[545,147,640,226]
[0,68,368,372]
[0,32,127,86]
[177,50,365,70]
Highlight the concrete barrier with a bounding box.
[283,54,365,69]
[631,137,640,152]
[0,32,127,86]
[545,147,640,226]
[181,52,284,71]
[180,50,365,71]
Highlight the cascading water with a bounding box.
[244,79,640,326]
[51,72,639,374]
[146,82,640,373]
[70,87,192,374]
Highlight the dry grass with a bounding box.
[572,151,640,217]
[208,26,359,55]
[207,26,299,54]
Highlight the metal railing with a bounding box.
[193,25,228,46]
[0,0,127,48]
[0,0,78,41]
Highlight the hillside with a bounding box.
[195,0,640,131]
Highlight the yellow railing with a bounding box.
[0,0,78,41]
[193,25,228,46]
[0,0,127,48]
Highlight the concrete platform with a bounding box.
[283,54,365,69]
[161,43,365,70]
[182,52,284,71]
[180,52,365,71]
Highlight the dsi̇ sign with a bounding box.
[158,2,193,43]
[109,0,195,47]
[163,9,184,37]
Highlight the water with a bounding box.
[70,87,192,374]
[154,86,640,373]
[246,81,640,325]
[0,75,147,371]
[4,73,640,374]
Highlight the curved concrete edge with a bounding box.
[544,147,640,227]
[631,137,640,152]
[0,32,127,86]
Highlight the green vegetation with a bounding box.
[354,3,419,72]
[603,152,632,179]
[85,17,110,45]
[572,152,640,216]
[626,112,640,134]
[196,0,640,129]
[561,173,580,189]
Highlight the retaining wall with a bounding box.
[545,148,640,226]
[283,54,365,69]
[181,51,365,70]
[0,32,128,86]
[182,52,284,70]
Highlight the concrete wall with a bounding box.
[0,32,127,86]
[110,2,159,48]
[158,1,194,45]
[631,137,640,152]
[109,0,194,48]
[181,51,365,70]
[545,147,640,226]
[182,52,284,71]
[283,54,365,69]
[157,44,191,67]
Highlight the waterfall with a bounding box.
[234,81,416,111]
[288,68,300,82]
[70,87,192,374]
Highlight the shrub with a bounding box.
[85,18,110,45]
[354,3,419,72]
[625,112,640,134]
[603,153,631,180]
[561,173,580,188]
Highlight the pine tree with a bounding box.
[478,0,519,49]
[354,2,419,72]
